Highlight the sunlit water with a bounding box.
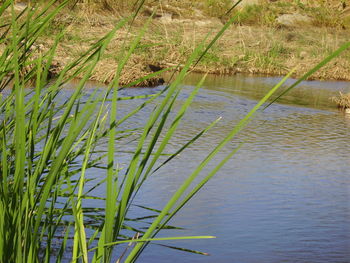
[72,74,350,262]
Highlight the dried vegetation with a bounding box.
[331,92,350,110]
[8,0,350,85]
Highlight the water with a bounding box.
[74,74,350,262]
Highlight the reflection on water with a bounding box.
[178,73,350,111]
[80,74,349,263]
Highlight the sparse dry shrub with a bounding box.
[331,92,350,110]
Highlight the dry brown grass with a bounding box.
[17,0,347,24]
[30,9,350,84]
[9,0,350,86]
[331,92,350,110]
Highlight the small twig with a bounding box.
[116,232,140,263]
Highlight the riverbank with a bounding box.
[5,0,350,86]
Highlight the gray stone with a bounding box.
[14,2,27,11]
[236,0,260,8]
[276,13,313,28]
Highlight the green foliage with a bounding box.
[0,1,247,262]
[307,6,343,27]
[269,42,290,57]
[1,0,349,262]
[235,4,265,25]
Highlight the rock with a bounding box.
[159,13,173,23]
[142,5,180,21]
[142,7,162,18]
[299,51,307,59]
[147,64,162,72]
[48,62,62,79]
[276,14,313,28]
[285,32,296,42]
[14,2,27,11]
[236,0,260,8]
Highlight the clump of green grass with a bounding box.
[306,6,343,27]
[1,0,350,262]
[199,0,232,17]
[234,4,277,26]
[0,1,276,261]
[236,41,289,72]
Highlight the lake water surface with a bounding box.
[76,74,350,263]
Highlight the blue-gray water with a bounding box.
[75,74,350,262]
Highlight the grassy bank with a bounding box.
[5,0,350,85]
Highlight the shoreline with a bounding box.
[45,20,350,86]
[5,1,350,86]
[48,47,350,88]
